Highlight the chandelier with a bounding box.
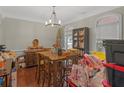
[45,6,61,27]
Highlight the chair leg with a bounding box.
[42,71,45,87]
[37,66,41,85]
[59,63,64,87]
[48,71,51,87]
[37,72,40,85]
[35,66,38,80]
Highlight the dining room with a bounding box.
[0,5,124,87]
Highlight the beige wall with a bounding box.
[1,6,124,50]
[64,6,124,51]
[2,18,59,50]
[0,14,3,45]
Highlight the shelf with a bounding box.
[79,35,84,37]
[79,40,84,42]
[74,39,77,41]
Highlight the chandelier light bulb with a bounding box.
[45,6,61,27]
[45,21,48,25]
[58,20,61,24]
[52,24,54,27]
[49,19,52,23]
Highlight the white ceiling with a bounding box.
[0,6,120,25]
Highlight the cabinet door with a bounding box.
[73,30,79,48]
[73,27,89,53]
[79,30,85,48]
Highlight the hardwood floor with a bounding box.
[17,67,67,87]
[17,67,39,87]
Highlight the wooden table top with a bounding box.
[37,50,78,61]
[24,48,51,53]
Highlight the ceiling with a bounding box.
[0,6,120,25]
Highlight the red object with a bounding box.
[103,63,124,72]
[66,79,77,87]
[81,54,94,67]
[0,62,5,68]
[103,63,124,87]
[102,80,111,87]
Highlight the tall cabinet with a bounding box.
[73,27,89,53]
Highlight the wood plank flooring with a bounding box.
[17,67,39,87]
[17,67,67,87]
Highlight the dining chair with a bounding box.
[16,55,26,69]
[36,54,53,87]
[62,55,80,87]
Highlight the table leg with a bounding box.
[52,61,63,87]
[59,62,64,87]
[48,61,51,87]
[37,54,40,85]
[5,75,7,87]
[52,62,57,87]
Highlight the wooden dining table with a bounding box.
[24,48,51,67]
[36,49,79,87]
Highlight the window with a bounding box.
[64,30,72,49]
